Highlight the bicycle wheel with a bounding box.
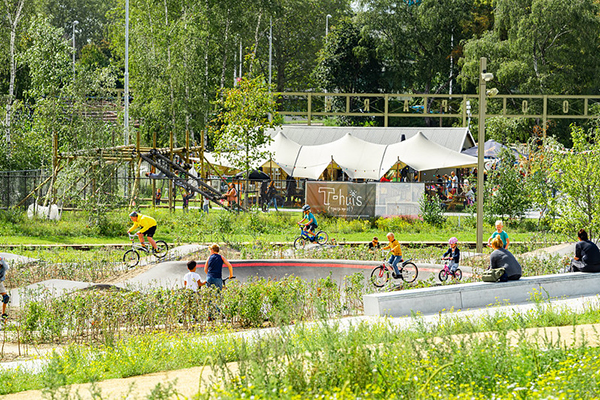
[123,250,140,268]
[154,240,169,259]
[294,237,307,249]
[400,262,418,283]
[315,231,329,245]
[454,269,463,281]
[438,269,448,281]
[370,265,390,288]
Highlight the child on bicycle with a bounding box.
[382,232,403,278]
[298,204,318,238]
[442,237,460,273]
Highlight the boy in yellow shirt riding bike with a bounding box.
[382,232,403,279]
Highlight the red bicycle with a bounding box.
[438,257,463,281]
[370,257,418,287]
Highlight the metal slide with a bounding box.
[139,149,246,212]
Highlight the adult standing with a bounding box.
[267,181,279,211]
[450,171,458,194]
[204,244,234,290]
[260,179,270,211]
[225,183,237,207]
[285,176,296,206]
[570,229,600,272]
[489,237,522,282]
[0,256,9,320]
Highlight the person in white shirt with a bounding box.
[183,260,205,291]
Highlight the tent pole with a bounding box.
[330,156,334,181]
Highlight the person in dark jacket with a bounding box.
[267,181,279,211]
[489,236,522,282]
[285,176,297,206]
[570,229,600,272]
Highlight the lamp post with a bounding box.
[476,57,493,253]
[326,14,332,36]
[72,20,79,76]
[124,0,129,146]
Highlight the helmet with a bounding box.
[448,237,458,245]
[302,204,311,212]
[129,211,138,218]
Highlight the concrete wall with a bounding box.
[364,272,600,317]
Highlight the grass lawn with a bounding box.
[0,208,563,247]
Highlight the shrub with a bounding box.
[419,192,446,226]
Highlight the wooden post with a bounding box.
[43,133,59,207]
[330,156,334,181]
[169,131,174,212]
[185,130,190,164]
[152,131,156,208]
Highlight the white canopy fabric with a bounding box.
[206,131,477,180]
[379,132,479,175]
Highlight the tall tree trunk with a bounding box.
[164,0,177,146]
[248,10,262,76]
[220,9,230,92]
[3,0,25,155]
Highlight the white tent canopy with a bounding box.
[379,132,479,175]
[207,131,478,180]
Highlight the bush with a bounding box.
[419,192,446,226]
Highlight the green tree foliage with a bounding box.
[483,148,531,223]
[41,0,117,50]
[313,17,381,125]
[357,0,472,94]
[314,17,381,94]
[209,75,279,175]
[267,0,352,92]
[460,0,600,96]
[485,117,533,144]
[419,192,446,226]
[547,126,600,239]
[523,136,559,226]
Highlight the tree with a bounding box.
[547,126,600,239]
[313,17,382,125]
[2,0,25,155]
[209,75,279,206]
[460,0,600,96]
[483,148,531,223]
[523,136,559,227]
[358,0,473,96]
[264,0,352,92]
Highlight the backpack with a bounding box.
[482,268,505,282]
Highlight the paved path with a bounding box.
[3,294,600,399]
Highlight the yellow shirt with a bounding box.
[383,238,402,256]
[128,214,157,233]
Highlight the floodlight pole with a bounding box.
[476,57,487,253]
[124,0,130,146]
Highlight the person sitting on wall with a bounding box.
[570,228,600,272]
[489,236,522,282]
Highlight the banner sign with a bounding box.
[306,182,376,218]
[306,182,423,218]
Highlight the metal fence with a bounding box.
[0,169,52,210]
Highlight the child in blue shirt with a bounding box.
[298,204,318,238]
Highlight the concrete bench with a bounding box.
[363,272,600,317]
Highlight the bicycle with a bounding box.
[294,223,329,249]
[438,257,463,281]
[123,233,169,268]
[370,257,419,287]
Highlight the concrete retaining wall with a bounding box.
[364,272,600,317]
